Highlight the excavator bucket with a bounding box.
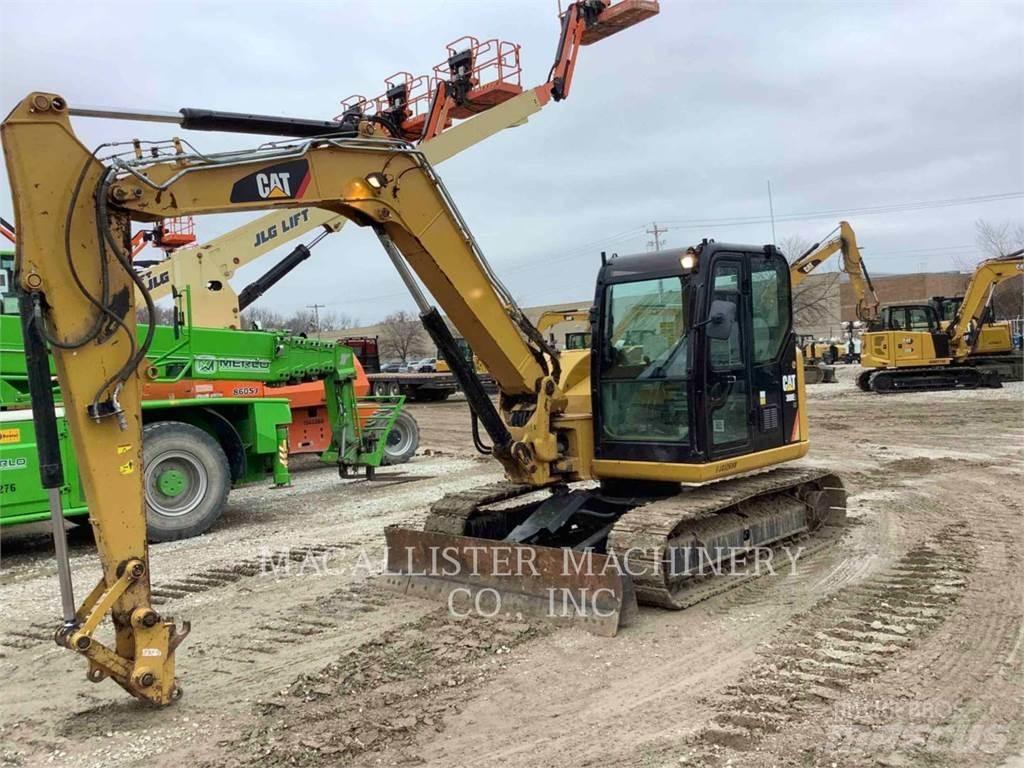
[581,1,661,45]
[382,527,639,637]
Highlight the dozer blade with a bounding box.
[382,527,639,637]
[803,364,824,385]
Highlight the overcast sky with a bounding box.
[2,0,1021,323]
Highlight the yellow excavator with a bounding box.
[536,306,591,349]
[3,84,844,703]
[787,221,880,383]
[858,250,1024,392]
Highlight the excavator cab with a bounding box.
[875,303,951,357]
[592,243,798,471]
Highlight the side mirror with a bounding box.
[705,299,736,341]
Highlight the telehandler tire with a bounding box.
[381,411,420,466]
[143,421,231,543]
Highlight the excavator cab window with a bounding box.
[906,306,935,331]
[593,245,796,465]
[881,305,940,332]
[565,331,591,350]
[706,262,748,448]
[599,275,691,444]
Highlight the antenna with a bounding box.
[767,180,777,245]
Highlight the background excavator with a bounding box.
[537,306,592,349]
[5,1,711,706]
[858,250,1024,392]
[787,221,880,384]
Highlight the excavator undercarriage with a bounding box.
[385,469,846,635]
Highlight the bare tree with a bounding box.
[316,310,357,332]
[780,234,840,329]
[286,309,318,335]
[136,304,177,325]
[240,306,357,335]
[972,219,1024,262]
[380,310,428,362]
[972,219,1024,320]
[241,306,288,330]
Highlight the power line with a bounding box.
[659,191,1023,229]
[279,190,1021,314]
[306,303,325,337]
[500,191,1022,279]
[646,222,669,251]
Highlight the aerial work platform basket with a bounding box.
[572,0,660,45]
[335,37,523,141]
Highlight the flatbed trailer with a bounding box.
[342,335,478,401]
[366,371,459,401]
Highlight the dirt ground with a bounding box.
[1,367,1022,768]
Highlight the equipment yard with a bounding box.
[2,369,1021,768]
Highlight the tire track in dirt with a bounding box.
[677,459,1023,767]
[198,612,551,767]
[683,522,972,764]
[815,475,1024,767]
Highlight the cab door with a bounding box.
[703,257,751,458]
[746,252,794,453]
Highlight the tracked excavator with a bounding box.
[536,306,592,349]
[3,93,847,707]
[788,221,880,384]
[858,250,1024,392]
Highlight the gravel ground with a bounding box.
[1,371,1021,768]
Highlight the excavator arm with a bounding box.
[789,220,880,323]
[3,94,576,702]
[948,249,1024,357]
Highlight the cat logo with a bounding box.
[230,159,311,203]
[256,172,292,198]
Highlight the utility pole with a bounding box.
[306,303,325,338]
[646,222,669,252]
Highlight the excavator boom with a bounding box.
[789,220,879,322]
[2,4,669,706]
[947,249,1024,357]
